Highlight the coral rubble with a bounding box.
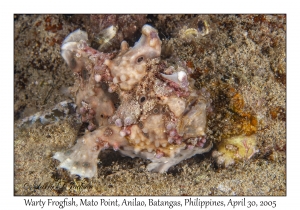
[54,24,212,178]
[212,135,258,167]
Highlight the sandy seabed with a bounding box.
[14,14,286,196]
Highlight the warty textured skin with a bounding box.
[54,24,212,178]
